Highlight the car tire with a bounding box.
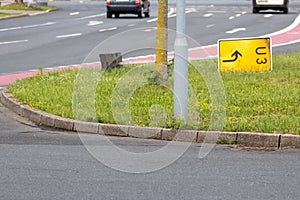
[107,12,112,18]
[115,13,120,18]
[144,12,149,18]
[138,11,142,18]
[252,7,259,13]
[283,7,288,14]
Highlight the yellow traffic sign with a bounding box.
[218,37,272,72]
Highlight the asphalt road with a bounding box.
[0,0,300,74]
[1,101,300,200]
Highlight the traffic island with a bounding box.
[1,89,300,150]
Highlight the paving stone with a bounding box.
[40,112,56,127]
[54,117,74,131]
[237,132,280,149]
[280,134,300,149]
[74,121,99,134]
[128,126,162,139]
[21,105,41,124]
[162,129,197,142]
[197,131,237,144]
[99,123,129,137]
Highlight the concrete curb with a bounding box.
[0,8,58,20]
[1,90,300,149]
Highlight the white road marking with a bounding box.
[56,33,82,38]
[87,21,103,26]
[70,12,80,16]
[79,14,105,20]
[147,7,185,23]
[264,14,273,18]
[128,24,136,27]
[169,7,176,16]
[206,24,215,28]
[235,13,241,17]
[208,10,226,13]
[273,39,300,47]
[0,40,28,45]
[185,9,193,14]
[226,28,246,34]
[229,16,235,20]
[0,22,56,32]
[99,27,117,32]
[144,29,153,32]
[203,13,213,17]
[262,14,300,37]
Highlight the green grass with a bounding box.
[7,52,300,134]
[0,3,56,11]
[0,12,16,17]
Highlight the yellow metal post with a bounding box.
[155,0,168,81]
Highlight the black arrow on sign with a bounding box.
[222,50,242,63]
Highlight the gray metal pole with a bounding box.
[174,0,188,120]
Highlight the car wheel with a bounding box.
[144,12,149,18]
[115,13,120,18]
[252,7,259,13]
[138,11,142,18]
[107,12,112,18]
[283,7,288,14]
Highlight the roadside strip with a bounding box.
[1,90,300,149]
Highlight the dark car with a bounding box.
[252,0,289,14]
[106,0,143,18]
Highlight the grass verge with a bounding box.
[7,52,300,134]
[0,12,16,17]
[0,3,57,11]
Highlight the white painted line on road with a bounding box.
[168,7,176,16]
[56,33,82,38]
[208,10,226,13]
[226,28,246,34]
[99,27,117,32]
[147,7,177,23]
[206,24,215,28]
[0,40,28,45]
[128,24,136,27]
[70,12,80,16]
[87,21,103,26]
[203,13,213,17]
[185,9,193,14]
[187,8,197,13]
[273,39,300,47]
[229,16,235,20]
[263,14,300,37]
[79,14,105,20]
[0,22,56,32]
[235,14,241,17]
[144,29,153,32]
[147,17,158,23]
[264,14,273,18]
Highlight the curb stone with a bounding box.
[237,132,280,150]
[0,8,59,20]
[1,90,300,149]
